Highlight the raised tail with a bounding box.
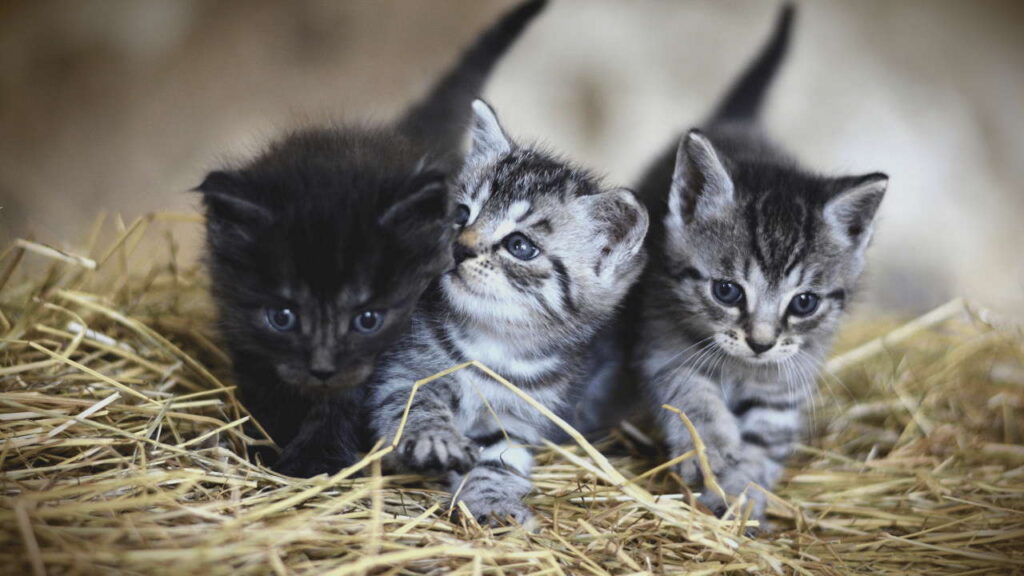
[709,3,796,124]
[396,0,547,158]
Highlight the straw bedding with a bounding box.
[2,214,1023,575]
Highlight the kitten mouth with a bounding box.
[445,271,489,300]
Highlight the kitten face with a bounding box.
[442,101,648,335]
[662,130,886,366]
[201,128,454,394]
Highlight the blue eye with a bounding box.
[352,310,385,334]
[503,232,540,261]
[265,307,298,331]
[711,280,745,306]
[454,204,471,227]
[788,293,820,317]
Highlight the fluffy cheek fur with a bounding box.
[444,254,561,327]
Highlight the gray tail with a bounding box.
[709,3,796,124]
[396,0,547,158]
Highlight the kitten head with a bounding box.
[661,129,886,365]
[199,127,454,394]
[441,100,648,342]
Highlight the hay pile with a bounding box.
[2,214,1023,575]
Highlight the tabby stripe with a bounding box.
[671,266,705,282]
[746,202,769,276]
[431,318,463,364]
[783,203,811,276]
[731,396,799,417]
[741,432,790,464]
[529,218,552,234]
[549,256,578,313]
[469,430,528,448]
[478,460,515,473]
[741,430,771,449]
[374,389,411,414]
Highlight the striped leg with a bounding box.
[449,438,534,527]
[372,378,477,474]
[698,403,801,525]
[658,374,777,523]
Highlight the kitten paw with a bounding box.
[696,482,767,533]
[399,427,477,473]
[674,458,768,533]
[452,470,534,528]
[272,443,356,478]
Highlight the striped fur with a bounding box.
[629,5,887,527]
[370,100,648,526]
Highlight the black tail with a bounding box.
[396,0,547,158]
[709,3,796,124]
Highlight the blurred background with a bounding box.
[1,0,1022,315]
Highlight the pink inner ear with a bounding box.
[823,175,887,245]
[590,190,649,262]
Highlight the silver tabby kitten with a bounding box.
[633,5,887,526]
[369,100,648,526]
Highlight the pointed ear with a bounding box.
[666,130,735,228]
[378,172,450,231]
[194,170,272,226]
[585,188,650,274]
[468,99,512,162]
[823,172,888,250]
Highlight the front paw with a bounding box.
[674,458,768,531]
[273,442,356,478]
[398,427,477,473]
[274,453,332,478]
[695,474,768,535]
[452,469,533,527]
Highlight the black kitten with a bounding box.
[197,0,547,477]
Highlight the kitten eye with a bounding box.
[711,280,745,306]
[503,232,540,261]
[788,293,820,317]
[351,310,385,334]
[454,204,471,227]
[265,307,298,332]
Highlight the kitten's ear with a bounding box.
[666,130,735,228]
[823,172,888,250]
[378,174,450,231]
[586,188,650,274]
[194,170,271,226]
[468,99,512,162]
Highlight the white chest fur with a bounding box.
[448,367,565,443]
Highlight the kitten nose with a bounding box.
[453,242,477,265]
[746,338,775,355]
[310,369,335,381]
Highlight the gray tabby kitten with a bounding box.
[369,100,648,526]
[632,5,887,525]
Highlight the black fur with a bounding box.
[708,3,795,124]
[197,1,546,477]
[397,0,548,160]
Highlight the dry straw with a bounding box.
[1,214,1023,575]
